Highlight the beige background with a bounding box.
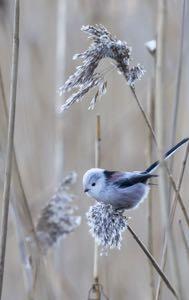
[0,1,189,299]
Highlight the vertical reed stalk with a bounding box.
[92,115,101,299]
[53,2,67,299]
[0,1,19,298]
[54,0,67,184]
[170,0,186,150]
[147,78,155,299]
[168,0,186,204]
[155,0,168,224]
[178,220,189,260]
[1,66,36,299]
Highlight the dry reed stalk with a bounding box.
[155,0,168,235]
[155,144,189,300]
[130,87,157,143]
[53,2,67,299]
[88,115,109,300]
[54,0,66,184]
[178,220,189,260]
[0,1,20,297]
[170,0,186,158]
[92,115,101,300]
[127,225,178,299]
[167,169,189,227]
[168,0,186,210]
[147,78,155,299]
[1,67,35,299]
[155,1,183,299]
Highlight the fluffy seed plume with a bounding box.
[87,203,128,254]
[58,24,145,112]
[36,172,81,253]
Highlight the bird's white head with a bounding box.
[83,168,105,200]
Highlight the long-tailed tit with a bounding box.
[83,138,189,210]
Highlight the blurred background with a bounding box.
[0,0,189,299]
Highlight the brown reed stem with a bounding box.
[127,225,178,299]
[0,1,19,298]
[92,115,101,299]
[1,67,37,299]
[130,86,157,145]
[170,0,186,150]
[0,71,6,107]
[54,0,66,184]
[170,144,189,225]
[52,2,68,299]
[178,220,189,260]
[168,0,186,210]
[166,166,189,227]
[147,78,155,299]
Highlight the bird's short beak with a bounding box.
[84,188,89,193]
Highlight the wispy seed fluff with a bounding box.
[58,24,145,112]
[36,172,81,253]
[87,203,128,254]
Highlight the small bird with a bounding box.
[83,138,189,210]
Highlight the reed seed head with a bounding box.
[36,172,81,253]
[87,202,128,254]
[58,24,145,112]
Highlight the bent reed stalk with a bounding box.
[127,225,178,299]
[0,1,20,298]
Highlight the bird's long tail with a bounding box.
[145,138,189,174]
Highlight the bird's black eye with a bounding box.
[92,182,96,186]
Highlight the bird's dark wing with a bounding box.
[104,170,117,179]
[103,170,125,181]
[114,173,158,189]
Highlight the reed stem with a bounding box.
[0,1,19,298]
[179,220,189,260]
[147,78,155,299]
[92,115,101,300]
[127,225,178,299]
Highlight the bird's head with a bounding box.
[83,168,105,200]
